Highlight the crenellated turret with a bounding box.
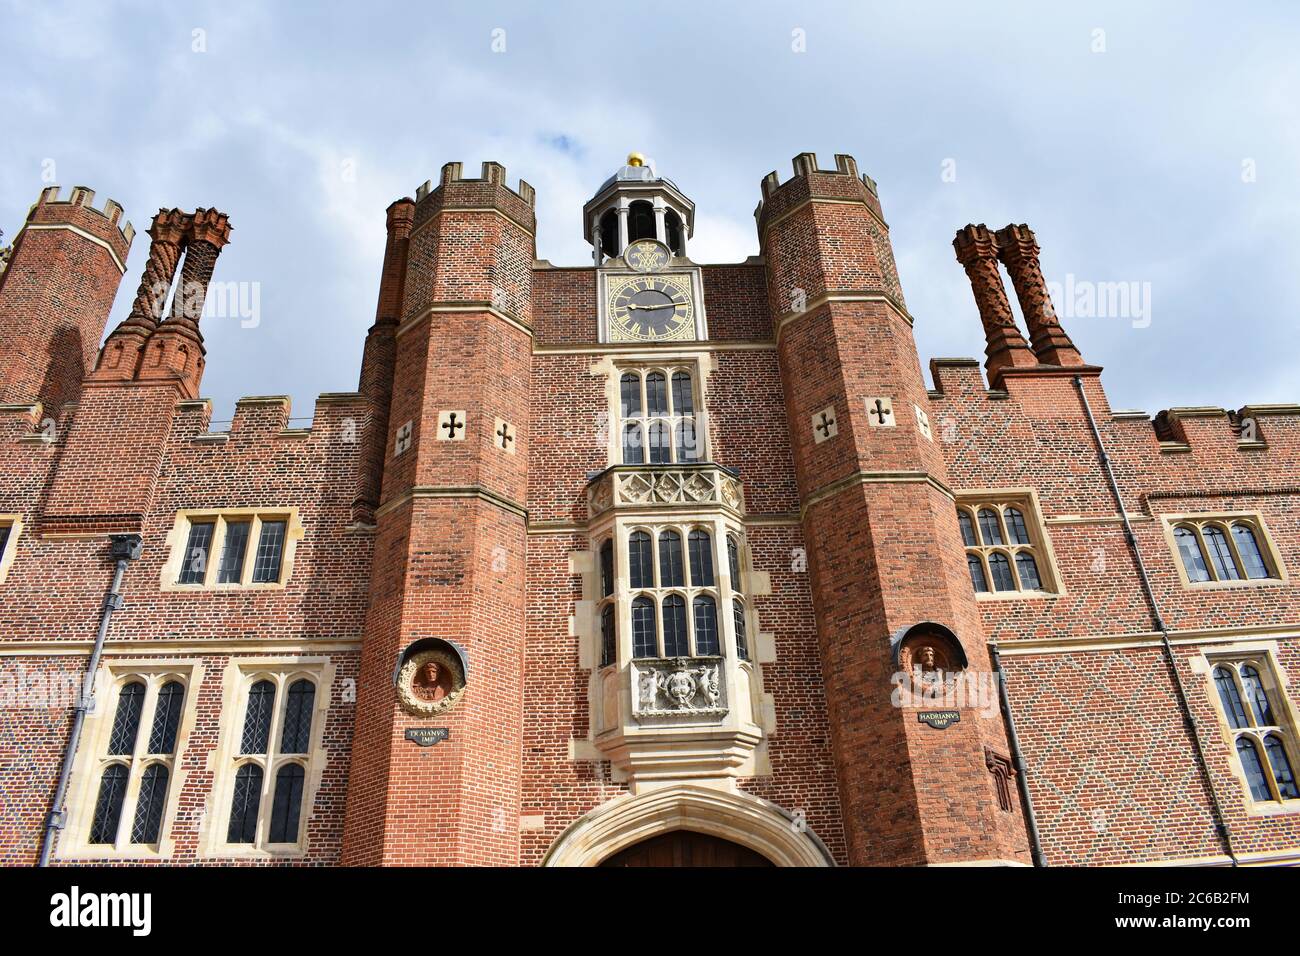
[342,161,535,866]
[760,152,1032,866]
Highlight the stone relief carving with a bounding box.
[588,466,745,518]
[632,658,727,719]
[397,648,466,717]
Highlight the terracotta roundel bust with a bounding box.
[397,648,466,717]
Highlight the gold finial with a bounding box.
[627,152,645,167]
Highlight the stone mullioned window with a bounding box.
[955,492,1060,598]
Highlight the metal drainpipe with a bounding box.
[38,533,143,867]
[1073,375,1238,865]
[989,644,1048,866]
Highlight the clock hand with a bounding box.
[626,301,686,310]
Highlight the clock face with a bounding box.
[607,273,695,342]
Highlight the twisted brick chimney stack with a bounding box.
[953,224,1038,382]
[994,223,1084,367]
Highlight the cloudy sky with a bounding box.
[3,1,1297,422]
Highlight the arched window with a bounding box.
[280,679,315,755]
[628,532,653,589]
[957,498,1055,596]
[645,372,668,415]
[1005,507,1031,545]
[988,553,1015,591]
[1214,666,1249,729]
[1236,738,1272,802]
[600,605,616,667]
[269,764,306,844]
[1232,524,1270,579]
[622,422,645,464]
[671,371,694,415]
[227,763,264,843]
[693,596,719,655]
[1240,666,1274,726]
[1212,657,1300,805]
[89,764,129,844]
[647,421,671,464]
[658,530,684,587]
[240,680,276,755]
[108,681,146,756]
[628,200,655,242]
[688,529,714,586]
[1174,526,1211,583]
[676,420,700,462]
[620,372,642,417]
[732,599,749,661]
[977,508,1003,545]
[727,535,742,587]
[631,597,657,658]
[147,681,185,755]
[1202,526,1240,581]
[130,764,169,845]
[662,595,688,657]
[615,365,703,464]
[598,210,618,259]
[1264,736,1299,799]
[600,540,615,598]
[957,510,977,547]
[665,209,684,255]
[1015,552,1042,591]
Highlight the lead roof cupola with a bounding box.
[583,153,695,264]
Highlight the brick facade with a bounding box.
[1,151,1298,867]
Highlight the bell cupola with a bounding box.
[583,153,695,264]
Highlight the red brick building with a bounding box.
[1,153,1297,867]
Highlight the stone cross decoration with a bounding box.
[436,410,467,442]
[812,405,838,444]
[394,420,413,456]
[495,418,516,454]
[867,397,895,428]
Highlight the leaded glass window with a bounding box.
[108,681,146,755]
[147,681,185,754]
[177,521,214,584]
[227,763,263,844]
[1212,658,1300,804]
[279,679,315,755]
[251,520,286,583]
[130,764,169,844]
[615,366,704,464]
[732,599,749,661]
[688,529,714,586]
[217,520,251,584]
[662,594,688,657]
[269,764,306,843]
[240,680,276,755]
[90,764,129,844]
[693,595,719,656]
[631,596,656,658]
[958,499,1054,596]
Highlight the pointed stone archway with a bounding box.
[543,784,835,867]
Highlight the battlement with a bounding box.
[927,356,1300,459]
[413,160,536,209]
[754,152,881,232]
[28,185,135,247]
[176,392,367,449]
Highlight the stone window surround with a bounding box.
[159,507,305,592]
[598,352,715,470]
[200,657,333,859]
[615,361,708,466]
[954,488,1063,599]
[57,660,204,861]
[0,514,22,584]
[596,518,753,668]
[1195,643,1300,817]
[1160,511,1287,590]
